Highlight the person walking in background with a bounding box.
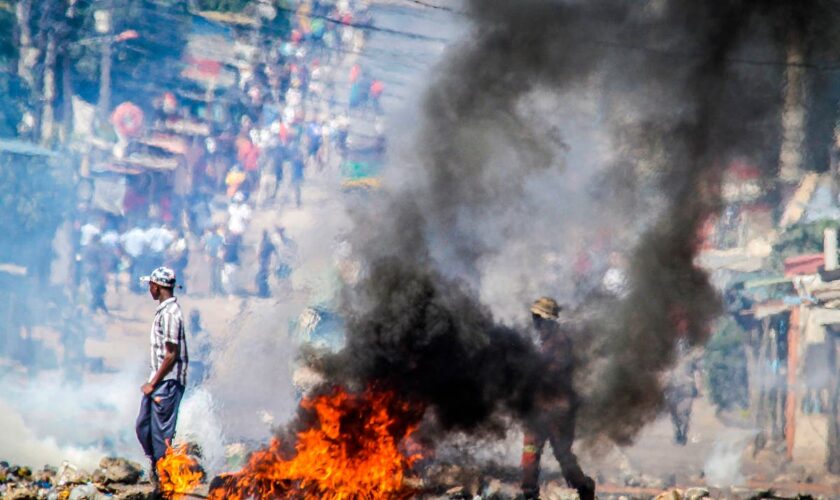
[225,165,247,198]
[83,234,108,314]
[664,338,702,445]
[256,230,277,298]
[227,192,252,238]
[135,267,188,489]
[187,310,211,387]
[520,297,595,500]
[166,231,189,293]
[291,154,305,208]
[369,79,384,114]
[221,230,242,296]
[120,224,147,293]
[202,227,225,296]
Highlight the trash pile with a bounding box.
[2,454,830,500]
[651,488,713,500]
[0,458,155,500]
[407,462,833,500]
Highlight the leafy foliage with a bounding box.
[704,318,749,411]
[0,153,73,265]
[0,2,16,64]
[771,219,839,270]
[0,72,31,138]
[63,0,193,105]
[110,0,193,103]
[195,0,251,12]
[0,3,28,138]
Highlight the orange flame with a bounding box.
[157,443,205,499]
[210,387,423,499]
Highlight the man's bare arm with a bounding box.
[141,342,178,395]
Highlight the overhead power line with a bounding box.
[399,0,463,13]
[66,1,840,73]
[573,35,840,71]
[393,0,840,71]
[271,4,451,43]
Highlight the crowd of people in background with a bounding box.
[73,0,383,312]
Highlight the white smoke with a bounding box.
[176,387,227,475]
[0,370,144,469]
[703,430,751,487]
[0,400,103,470]
[203,182,353,443]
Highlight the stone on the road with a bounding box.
[99,457,143,484]
[68,483,99,500]
[684,486,711,500]
[543,481,580,500]
[482,478,520,499]
[5,485,39,500]
[654,488,683,500]
[113,484,158,500]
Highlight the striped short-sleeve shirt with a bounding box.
[149,297,189,386]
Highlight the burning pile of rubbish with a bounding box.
[203,387,421,499]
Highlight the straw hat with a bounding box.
[530,296,561,320]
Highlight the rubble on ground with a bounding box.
[5,455,838,500]
[413,465,836,500]
[0,458,155,500]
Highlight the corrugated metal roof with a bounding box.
[0,139,60,158]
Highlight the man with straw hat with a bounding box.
[520,297,595,500]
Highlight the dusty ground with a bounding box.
[13,211,840,499]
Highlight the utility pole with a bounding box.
[15,0,35,88]
[41,25,58,143]
[61,47,73,142]
[95,3,113,121]
[778,32,807,183]
[61,0,77,143]
[828,328,840,473]
[15,0,39,140]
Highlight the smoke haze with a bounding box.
[8,0,840,480]
[315,0,840,449]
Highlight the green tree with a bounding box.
[0,2,16,63]
[109,0,192,105]
[62,0,192,106]
[0,2,30,138]
[771,219,839,270]
[0,152,73,271]
[705,318,750,412]
[195,0,251,11]
[0,72,31,138]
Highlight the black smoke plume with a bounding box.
[317,0,840,446]
[328,258,542,430]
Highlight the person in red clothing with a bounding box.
[369,79,384,113]
[520,297,595,500]
[349,63,361,83]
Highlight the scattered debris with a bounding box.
[0,458,155,500]
[98,457,143,485]
[684,486,711,500]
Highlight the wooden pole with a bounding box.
[786,306,800,460]
[779,32,807,183]
[40,32,57,143]
[827,331,840,473]
[15,0,34,87]
[96,6,113,120]
[60,0,76,143]
[825,228,838,271]
[61,52,73,142]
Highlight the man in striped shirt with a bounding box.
[135,266,189,481]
